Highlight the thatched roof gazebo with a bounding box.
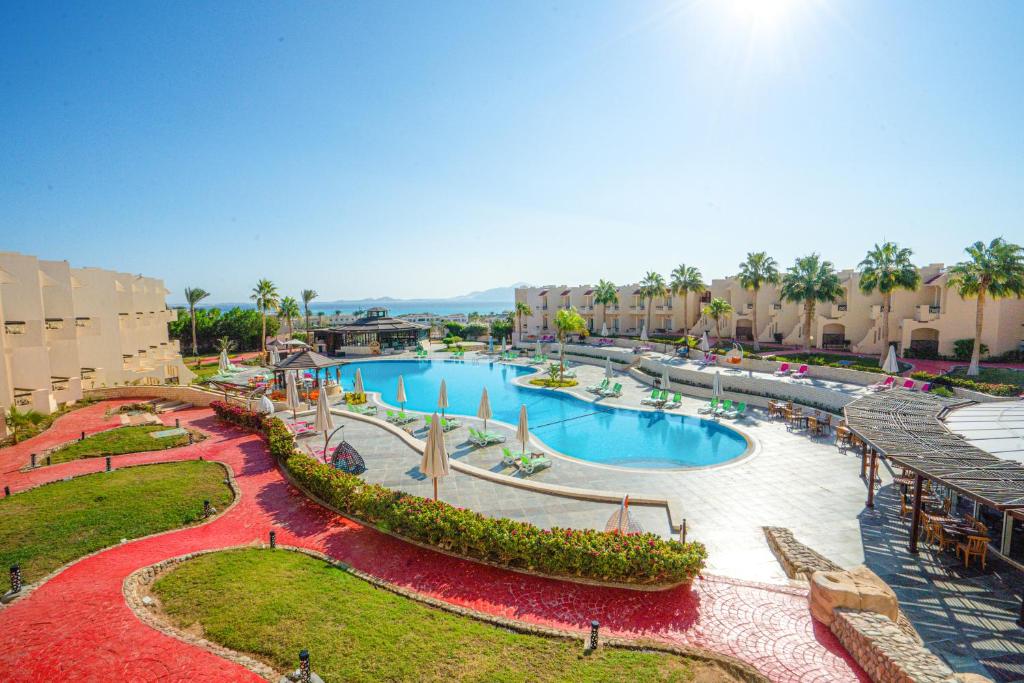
[273,349,346,389]
[314,307,428,355]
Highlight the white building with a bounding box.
[1,252,194,416]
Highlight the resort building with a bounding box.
[515,263,1024,357]
[0,251,193,415]
[314,307,428,356]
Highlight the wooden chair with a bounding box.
[974,521,988,535]
[956,535,988,569]
[942,498,952,515]
[900,494,912,519]
[932,523,956,552]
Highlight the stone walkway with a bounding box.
[0,400,865,682]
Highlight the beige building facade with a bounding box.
[514,263,1024,358]
[1,252,194,416]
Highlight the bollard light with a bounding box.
[80,431,85,441]
[46,455,51,467]
[269,530,277,548]
[30,454,36,468]
[3,486,9,498]
[680,519,687,544]
[9,565,21,594]
[175,418,180,428]
[105,456,112,472]
[589,620,600,650]
[299,649,311,683]
[203,500,212,517]
[188,432,194,445]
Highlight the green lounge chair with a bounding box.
[394,411,415,425]
[664,392,682,409]
[698,398,718,415]
[516,452,552,475]
[715,399,732,416]
[587,378,609,394]
[601,382,622,397]
[725,402,746,419]
[424,414,433,428]
[441,417,460,432]
[385,409,397,422]
[501,446,525,467]
[482,430,505,444]
[641,389,661,405]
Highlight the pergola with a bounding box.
[273,349,346,388]
[844,389,1024,564]
[314,307,428,354]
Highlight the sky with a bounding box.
[2,1,1022,304]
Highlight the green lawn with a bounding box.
[48,424,197,465]
[189,364,223,383]
[153,549,732,683]
[947,366,1024,391]
[761,351,911,373]
[0,461,233,583]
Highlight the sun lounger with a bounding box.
[919,383,931,393]
[515,452,552,475]
[792,365,810,379]
[469,428,506,446]
[724,401,746,419]
[868,376,895,392]
[698,397,718,414]
[714,399,732,416]
[441,417,460,432]
[664,392,682,409]
[587,378,610,394]
[600,382,622,397]
[641,389,662,405]
[773,362,792,376]
[901,379,915,390]
[502,446,529,466]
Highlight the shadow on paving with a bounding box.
[860,485,1024,682]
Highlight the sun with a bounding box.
[725,0,805,33]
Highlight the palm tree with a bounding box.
[593,279,618,333]
[780,254,844,351]
[250,279,280,358]
[858,242,920,362]
[554,307,586,381]
[514,301,533,343]
[737,253,780,351]
[702,298,734,344]
[214,336,236,355]
[5,406,45,444]
[183,287,210,361]
[301,289,318,336]
[639,271,667,334]
[947,237,1024,376]
[669,264,705,339]
[278,296,301,336]
[491,315,514,351]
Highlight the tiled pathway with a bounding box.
[0,401,865,682]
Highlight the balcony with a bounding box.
[914,304,941,323]
[4,321,26,335]
[869,304,891,320]
[44,318,64,331]
[828,303,849,318]
[771,303,782,311]
[50,376,69,393]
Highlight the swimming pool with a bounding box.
[337,360,748,469]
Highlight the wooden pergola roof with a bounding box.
[273,349,344,371]
[844,389,1024,510]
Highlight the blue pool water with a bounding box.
[338,360,748,469]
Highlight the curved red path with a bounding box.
[0,401,866,682]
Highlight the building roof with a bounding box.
[326,312,428,334]
[844,389,1024,510]
[560,289,571,296]
[274,349,344,370]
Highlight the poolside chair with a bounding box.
[900,379,916,390]
[792,365,810,379]
[587,378,609,394]
[501,446,526,467]
[385,409,397,423]
[516,452,552,475]
[641,389,662,405]
[441,417,460,432]
[714,399,732,416]
[773,362,792,376]
[664,392,682,409]
[868,376,895,392]
[423,414,433,428]
[394,411,415,425]
[724,402,746,419]
[470,428,504,446]
[698,397,718,415]
[919,383,931,393]
[601,382,622,397]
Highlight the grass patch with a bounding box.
[153,548,732,683]
[0,461,233,583]
[762,352,911,374]
[189,364,224,383]
[48,424,200,465]
[0,396,100,448]
[946,366,1024,391]
[529,378,578,388]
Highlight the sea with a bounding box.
[193,300,513,317]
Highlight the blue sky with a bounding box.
[2,1,1021,303]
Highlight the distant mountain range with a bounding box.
[317,282,531,307]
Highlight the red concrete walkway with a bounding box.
[0,401,866,682]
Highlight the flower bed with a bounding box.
[909,371,1019,397]
[211,401,707,587]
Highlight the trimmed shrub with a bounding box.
[211,402,707,586]
[953,338,988,361]
[908,371,1018,397]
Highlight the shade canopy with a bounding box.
[438,379,449,413]
[269,347,281,365]
[516,405,529,452]
[285,371,301,411]
[396,375,407,405]
[639,323,648,342]
[882,345,900,374]
[313,381,334,433]
[274,349,343,371]
[605,356,614,378]
[257,395,275,415]
[420,412,450,499]
[662,366,671,392]
[353,368,365,394]
[712,371,721,399]
[600,322,608,336]
[477,387,492,431]
[699,332,710,352]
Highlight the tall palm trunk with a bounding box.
[646,297,653,333]
[715,317,722,344]
[751,287,760,351]
[305,310,311,337]
[682,295,688,338]
[802,301,814,351]
[190,306,198,359]
[260,310,267,357]
[878,292,892,363]
[968,288,986,376]
[559,337,566,381]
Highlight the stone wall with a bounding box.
[85,385,247,408]
[830,609,961,683]
[763,527,841,579]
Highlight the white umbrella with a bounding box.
[269,347,280,366]
[640,323,648,342]
[700,332,711,352]
[662,366,671,394]
[396,375,407,412]
[420,412,449,500]
[285,370,301,419]
[438,379,449,418]
[218,349,229,374]
[353,368,365,396]
[605,355,614,379]
[313,380,335,460]
[516,404,529,454]
[712,371,721,400]
[882,345,900,375]
[257,394,274,415]
[600,321,608,337]
[477,387,492,432]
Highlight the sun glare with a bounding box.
[725,0,805,33]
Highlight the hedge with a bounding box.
[909,371,1019,397]
[211,401,707,586]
